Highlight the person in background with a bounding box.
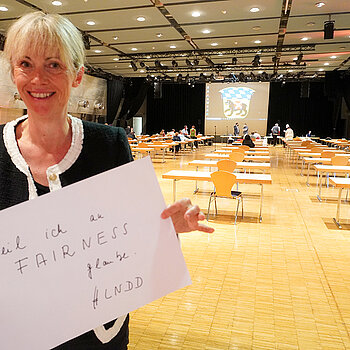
[127,127,137,140]
[271,123,280,146]
[2,11,214,350]
[190,125,198,148]
[168,128,175,137]
[242,134,255,148]
[234,122,240,137]
[284,124,294,147]
[181,125,188,136]
[242,123,249,136]
[159,129,165,137]
[172,132,181,152]
[306,130,312,137]
[251,131,261,140]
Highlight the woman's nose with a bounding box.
[31,68,48,84]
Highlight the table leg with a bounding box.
[173,179,177,202]
[306,163,311,186]
[259,184,264,223]
[317,172,323,202]
[333,187,343,229]
[300,159,305,176]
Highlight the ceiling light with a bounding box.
[202,29,211,34]
[113,57,119,61]
[253,26,261,30]
[252,54,261,67]
[113,36,118,40]
[86,21,96,26]
[315,2,325,7]
[192,11,201,17]
[140,70,145,73]
[137,16,146,22]
[250,7,260,12]
[52,1,62,5]
[301,37,309,41]
[94,50,102,53]
[258,70,263,74]
[288,69,294,72]
[330,55,337,59]
[0,6,8,11]
[205,57,215,68]
[234,41,238,45]
[211,42,218,46]
[221,10,227,14]
[131,47,138,51]
[307,22,316,26]
[324,62,329,65]
[318,68,324,71]
[156,33,163,37]
[254,40,262,44]
[170,45,176,49]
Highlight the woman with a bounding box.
[2,12,213,349]
[242,134,255,148]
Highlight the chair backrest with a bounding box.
[210,171,237,197]
[301,140,312,146]
[331,156,349,166]
[229,152,245,162]
[321,150,336,158]
[152,141,164,145]
[239,145,250,151]
[217,160,237,172]
[138,142,148,148]
[310,147,322,153]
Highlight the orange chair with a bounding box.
[229,152,245,162]
[207,171,243,224]
[217,160,237,172]
[331,156,349,166]
[321,150,336,158]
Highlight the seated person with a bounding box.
[172,132,181,152]
[251,131,261,140]
[127,127,137,140]
[242,134,255,148]
[159,129,165,137]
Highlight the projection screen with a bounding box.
[204,82,270,137]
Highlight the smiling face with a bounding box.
[12,48,83,118]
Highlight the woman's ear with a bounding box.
[72,66,84,87]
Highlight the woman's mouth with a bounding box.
[28,92,55,99]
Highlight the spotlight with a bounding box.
[185,59,192,67]
[193,59,199,66]
[172,60,178,67]
[177,74,183,82]
[205,57,215,68]
[232,57,237,65]
[324,19,335,39]
[185,74,190,83]
[252,54,261,67]
[82,33,91,50]
[130,61,137,71]
[295,53,303,65]
[199,73,206,81]
[139,61,146,68]
[155,60,163,69]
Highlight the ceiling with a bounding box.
[0,0,350,81]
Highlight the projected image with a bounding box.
[205,82,270,136]
[220,87,255,119]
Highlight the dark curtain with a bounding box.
[146,83,205,135]
[106,79,124,125]
[267,81,334,138]
[117,78,150,128]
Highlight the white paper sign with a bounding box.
[0,157,191,349]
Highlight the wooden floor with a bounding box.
[128,144,350,349]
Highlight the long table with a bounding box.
[329,178,350,229]
[188,160,271,172]
[312,164,350,201]
[162,170,272,222]
[205,153,270,162]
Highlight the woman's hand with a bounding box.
[161,198,214,234]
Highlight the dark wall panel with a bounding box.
[146,83,205,135]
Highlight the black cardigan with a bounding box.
[0,120,133,211]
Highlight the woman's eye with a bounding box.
[20,61,31,68]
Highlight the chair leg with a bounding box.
[207,194,212,221]
[241,197,244,219]
[234,199,240,225]
[214,196,217,216]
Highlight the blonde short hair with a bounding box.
[4,11,85,74]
